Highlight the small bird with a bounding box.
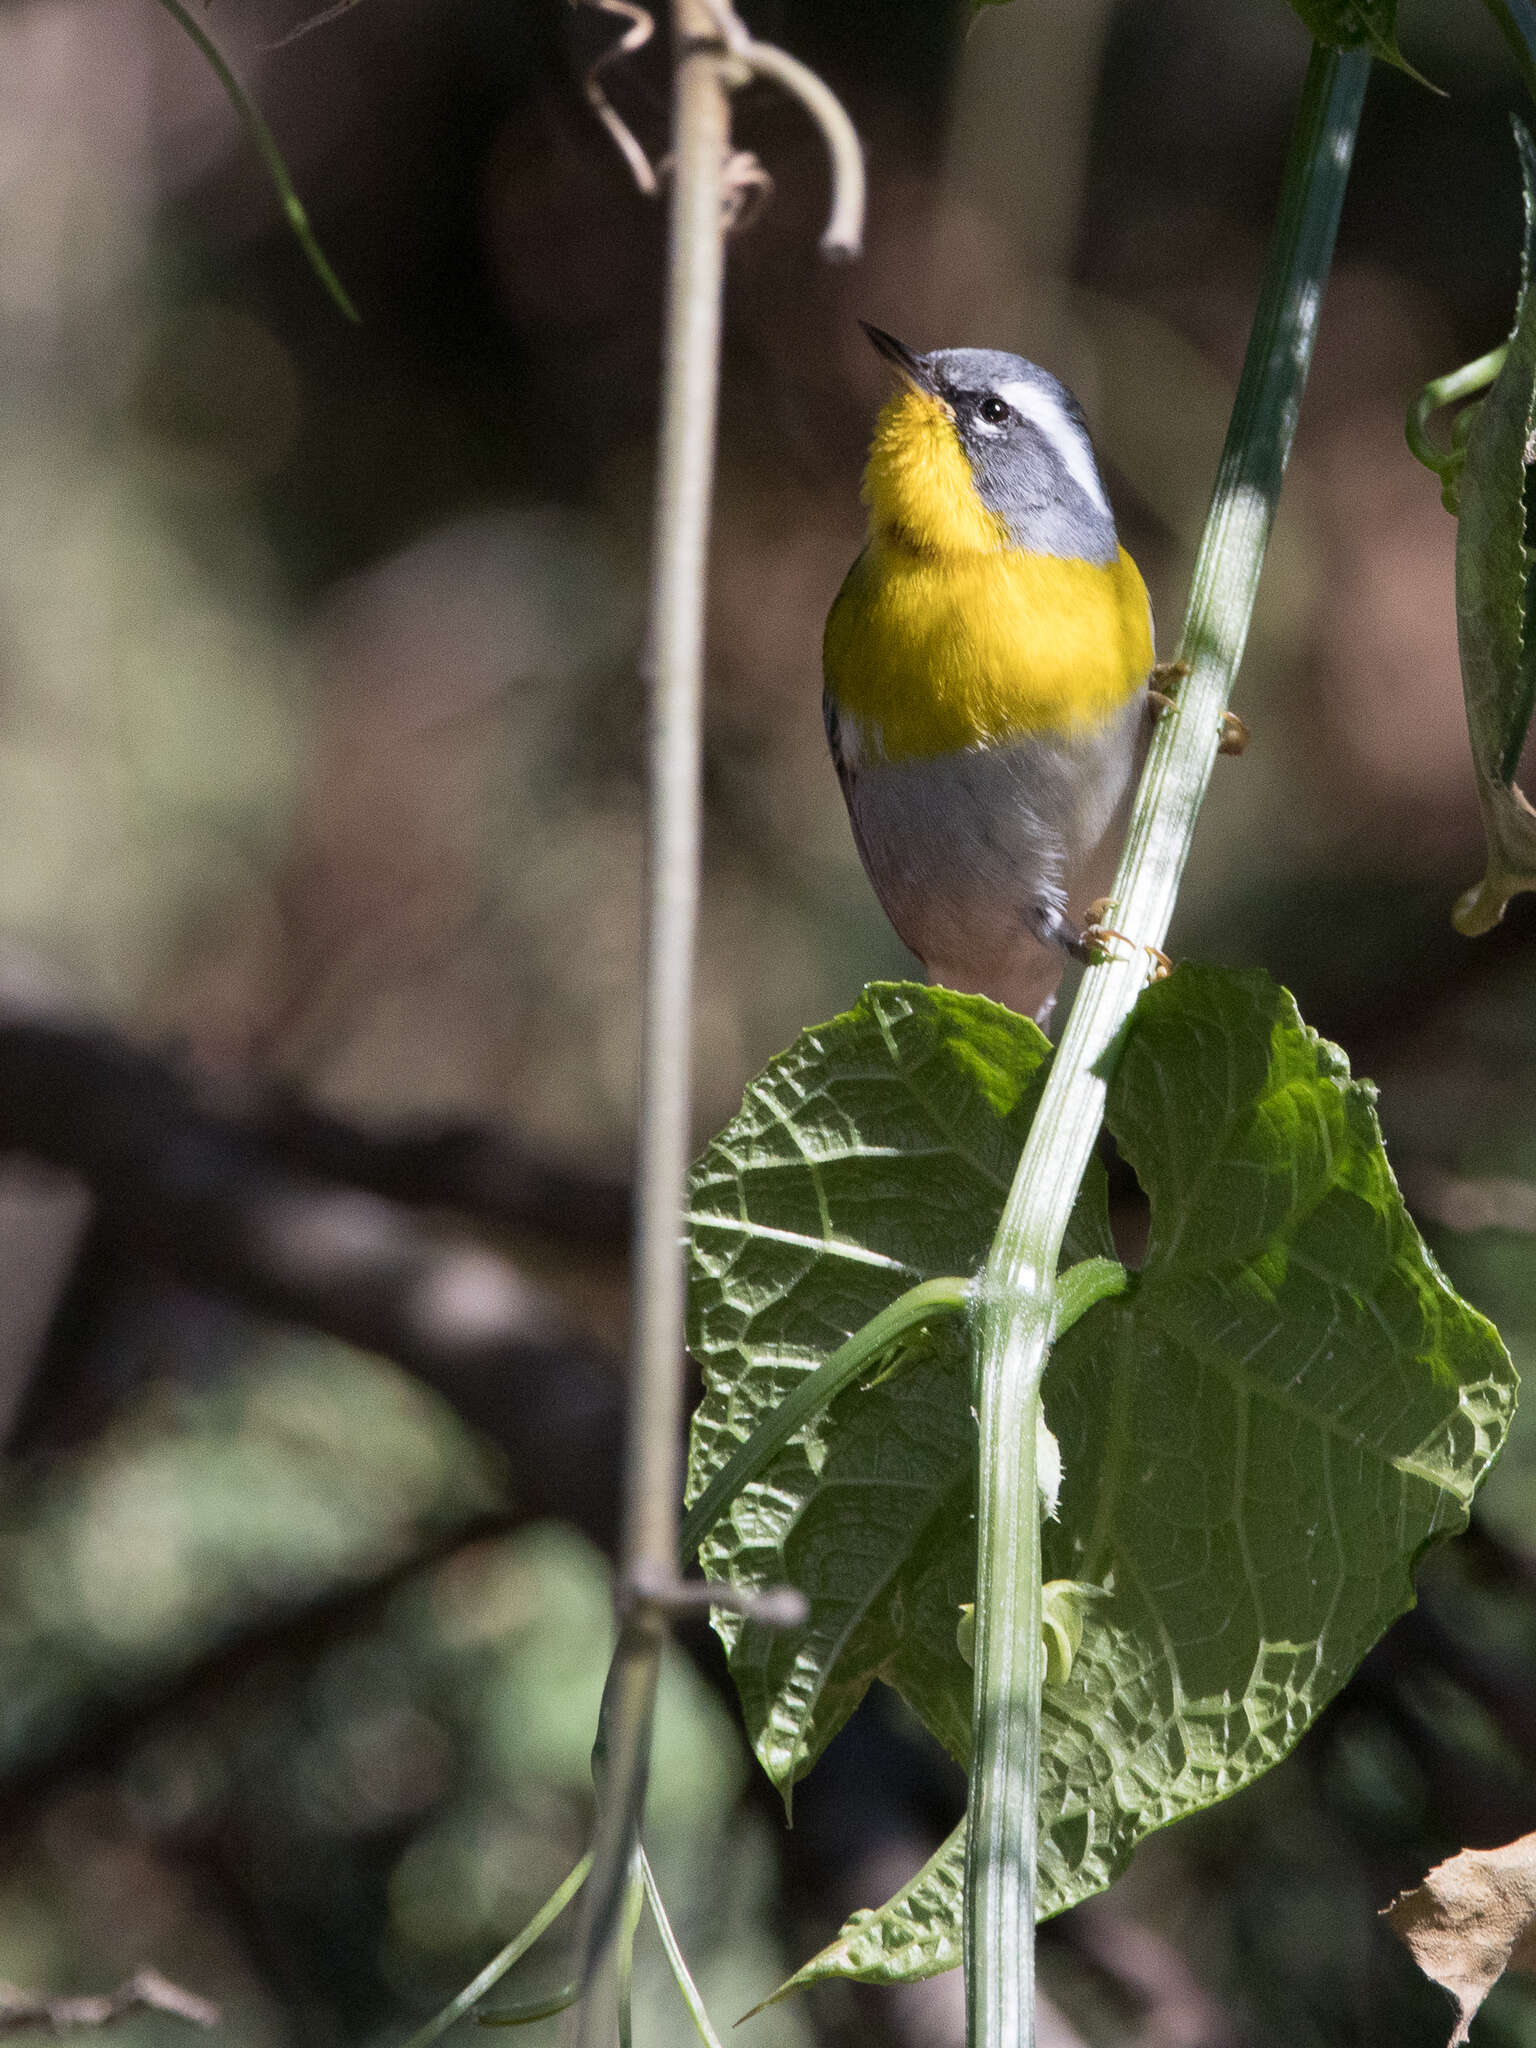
[823,325,1155,1024]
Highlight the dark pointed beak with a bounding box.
[860,322,935,393]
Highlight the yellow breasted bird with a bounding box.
[824,325,1155,1024]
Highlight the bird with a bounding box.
[823,324,1156,1025]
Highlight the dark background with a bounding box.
[0,1,1533,2043]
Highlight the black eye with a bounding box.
[977,395,1010,426]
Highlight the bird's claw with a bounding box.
[1146,660,1187,721]
[1078,902,1173,983]
[1148,665,1248,757]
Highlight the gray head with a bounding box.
[862,325,1118,563]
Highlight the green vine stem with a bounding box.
[398,1853,592,2048]
[680,1255,1128,1573]
[1048,1255,1130,1339]
[680,1275,972,1565]
[963,42,1369,2048]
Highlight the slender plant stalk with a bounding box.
[638,1849,728,2048]
[150,0,358,320]
[615,1855,645,2048]
[398,1854,591,2048]
[623,0,727,1660]
[963,43,1369,2048]
[564,5,730,2041]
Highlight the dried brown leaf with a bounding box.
[1384,1833,1536,2044]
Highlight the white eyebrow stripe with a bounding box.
[995,379,1112,520]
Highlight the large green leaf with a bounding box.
[1453,121,1536,934]
[686,984,1112,1797]
[686,969,1514,1988]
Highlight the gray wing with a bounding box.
[823,687,889,918]
[823,687,853,802]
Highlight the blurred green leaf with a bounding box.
[687,970,1515,1984]
[1486,0,1536,115]
[745,1823,965,2017]
[1453,121,1536,935]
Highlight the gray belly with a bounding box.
[839,700,1143,1019]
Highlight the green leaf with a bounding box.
[1453,121,1536,934]
[743,1823,966,2018]
[686,983,1113,1800]
[1284,0,1435,85]
[687,969,1514,1988]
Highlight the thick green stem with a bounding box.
[963,43,1369,2048]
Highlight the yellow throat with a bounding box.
[824,387,1154,763]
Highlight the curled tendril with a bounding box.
[1406,343,1509,513]
[569,0,864,259]
[696,0,864,256]
[572,0,662,198]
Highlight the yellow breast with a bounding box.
[825,539,1154,763]
[825,386,1154,763]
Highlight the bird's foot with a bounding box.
[1147,659,1189,721]
[1078,900,1173,982]
[1032,900,1173,986]
[1148,664,1248,756]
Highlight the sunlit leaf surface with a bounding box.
[687,984,1109,1799]
[687,970,1515,1987]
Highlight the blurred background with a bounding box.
[0,0,1533,2043]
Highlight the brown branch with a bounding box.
[233,1090,630,1249]
[0,1015,625,1543]
[0,1970,218,2034]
